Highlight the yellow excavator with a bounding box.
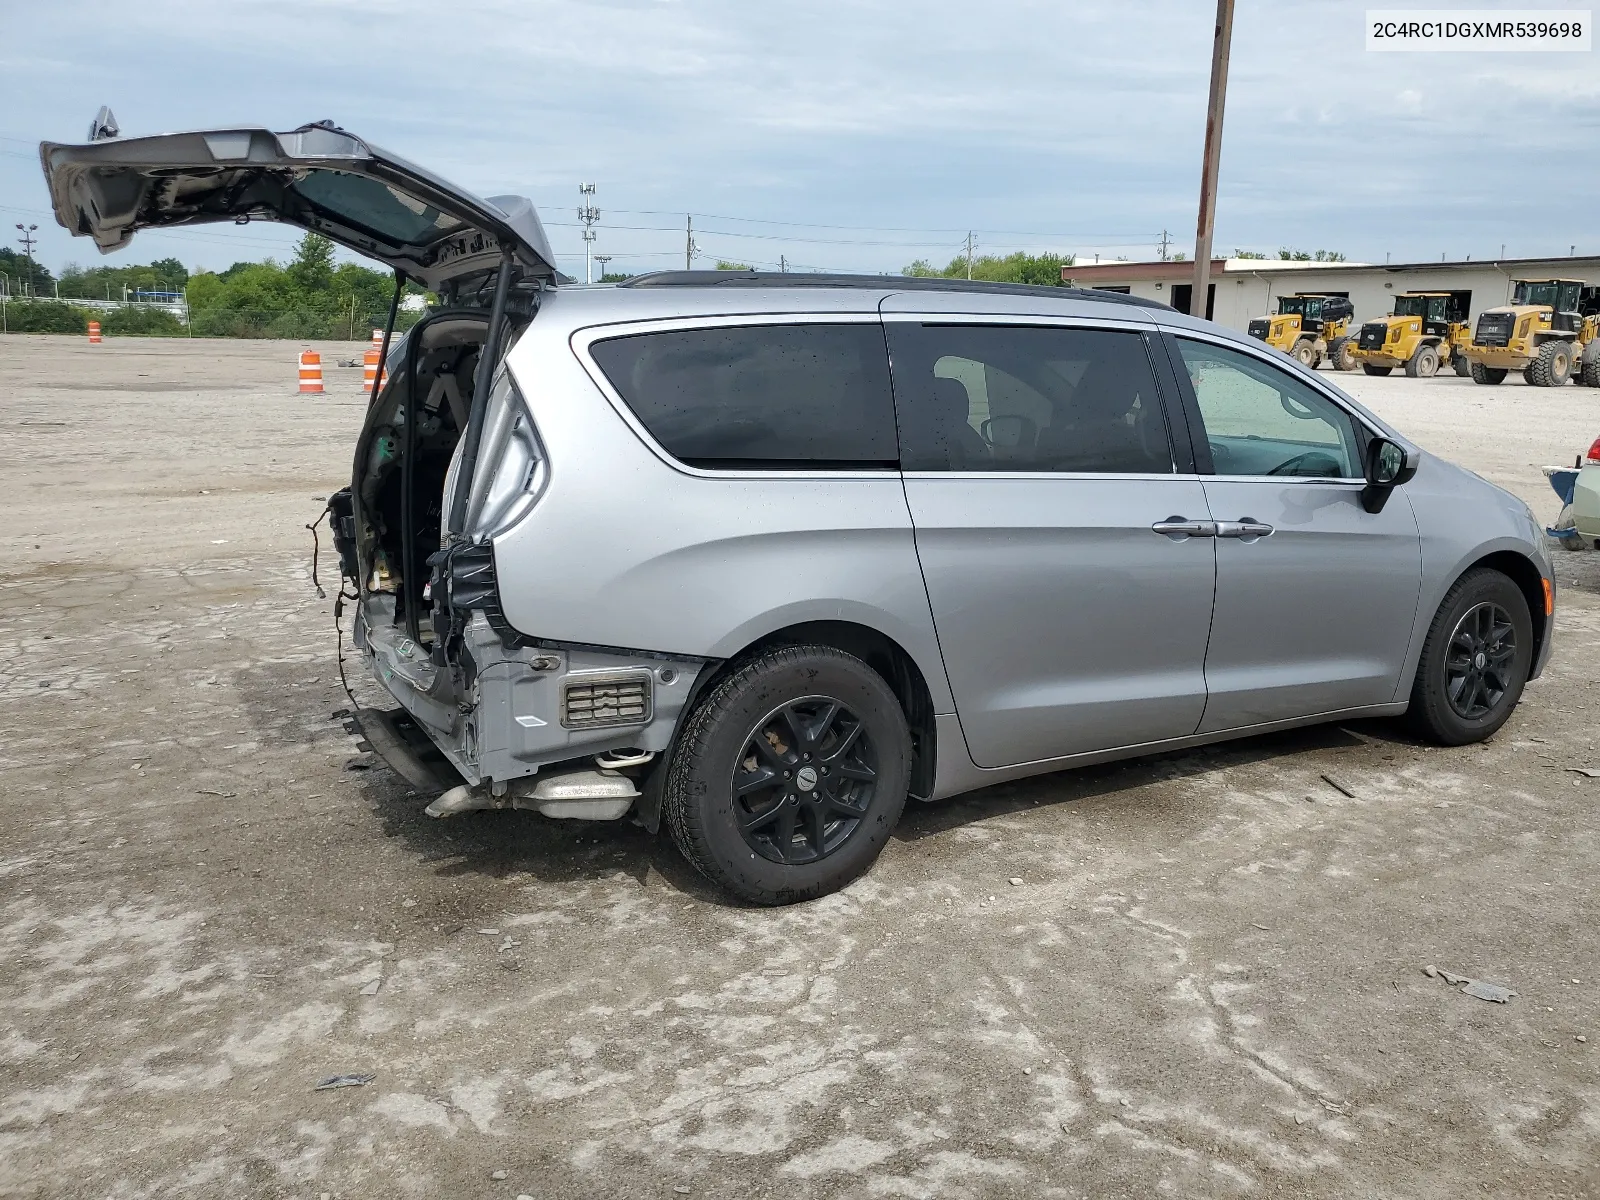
[1246,293,1357,370]
[1465,279,1600,387]
[1349,291,1473,379]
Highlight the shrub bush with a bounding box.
[1,299,90,335]
[100,305,186,337]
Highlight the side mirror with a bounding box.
[1361,436,1417,513]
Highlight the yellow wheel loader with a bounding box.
[1349,291,1473,379]
[1465,279,1600,388]
[1245,293,1357,370]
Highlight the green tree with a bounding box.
[184,250,428,339]
[714,260,753,271]
[0,247,54,294]
[1278,248,1346,262]
[288,232,336,293]
[1233,249,1270,259]
[901,250,1075,286]
[58,258,190,301]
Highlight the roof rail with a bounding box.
[617,269,1173,310]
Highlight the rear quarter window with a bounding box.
[588,323,898,469]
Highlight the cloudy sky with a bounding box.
[3,0,1596,279]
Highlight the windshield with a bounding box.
[1393,296,1427,318]
[1276,297,1307,317]
[1512,281,1581,310]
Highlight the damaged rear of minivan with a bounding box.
[40,116,700,815]
[43,115,926,908]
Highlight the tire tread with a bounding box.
[1406,568,1532,745]
[663,643,908,904]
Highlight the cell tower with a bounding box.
[577,183,601,284]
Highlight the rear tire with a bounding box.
[1406,569,1533,746]
[663,644,911,905]
[1451,352,1471,377]
[1470,362,1508,385]
[1523,367,1537,385]
[1362,364,1393,377]
[1581,342,1600,388]
[1327,336,1356,372]
[1529,340,1574,387]
[1405,345,1440,378]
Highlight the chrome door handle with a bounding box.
[1151,516,1218,540]
[1216,518,1274,540]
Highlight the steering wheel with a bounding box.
[1266,450,1340,477]
[1279,392,1321,420]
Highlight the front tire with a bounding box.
[1292,339,1317,368]
[1362,364,1393,377]
[1407,569,1533,745]
[1530,340,1574,387]
[1326,336,1357,372]
[1406,345,1440,378]
[1451,351,1471,377]
[664,644,911,905]
[1471,362,1508,385]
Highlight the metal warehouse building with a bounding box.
[1061,255,1600,332]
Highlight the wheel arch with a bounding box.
[1466,549,1551,673]
[689,620,941,803]
[1403,548,1551,701]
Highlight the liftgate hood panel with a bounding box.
[39,120,556,290]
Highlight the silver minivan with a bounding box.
[44,120,1556,903]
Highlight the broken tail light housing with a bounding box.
[463,369,547,541]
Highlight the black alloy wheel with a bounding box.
[733,697,878,865]
[1443,602,1517,720]
[663,643,911,905]
[1407,568,1533,745]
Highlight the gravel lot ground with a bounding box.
[2,334,1598,1199]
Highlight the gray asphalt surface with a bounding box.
[1,335,1597,1199]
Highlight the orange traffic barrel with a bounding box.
[362,348,382,395]
[87,320,102,344]
[298,349,324,395]
[371,328,384,350]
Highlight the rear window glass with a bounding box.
[294,169,466,244]
[589,324,898,469]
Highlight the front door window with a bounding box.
[1175,338,1361,478]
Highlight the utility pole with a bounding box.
[1158,229,1172,261]
[594,254,612,281]
[15,224,38,293]
[964,231,975,280]
[1188,0,1235,318]
[685,214,698,269]
[779,255,788,273]
[577,184,600,284]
